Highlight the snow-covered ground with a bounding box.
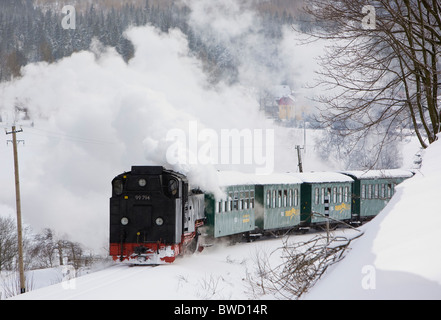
[304,136,441,299]
[4,229,356,300]
[6,136,441,300]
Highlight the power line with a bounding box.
[26,127,117,146]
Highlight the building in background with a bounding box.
[261,85,305,124]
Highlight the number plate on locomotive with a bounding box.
[135,195,151,200]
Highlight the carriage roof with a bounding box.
[216,171,303,187]
[295,172,354,183]
[340,169,414,180]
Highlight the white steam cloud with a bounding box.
[0,2,326,251]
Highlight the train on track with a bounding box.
[109,166,413,264]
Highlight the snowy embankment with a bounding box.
[304,136,441,299]
[4,234,293,300]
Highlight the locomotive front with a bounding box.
[109,166,188,264]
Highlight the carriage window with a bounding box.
[338,187,343,203]
[283,190,287,207]
[321,188,325,204]
[250,190,255,208]
[272,190,276,208]
[368,185,372,199]
[233,191,239,210]
[239,191,244,210]
[333,187,337,203]
[243,191,246,210]
[266,190,271,208]
[228,191,233,211]
[374,184,379,198]
[380,184,385,198]
[344,186,349,202]
[315,188,319,204]
[278,190,282,207]
[387,184,392,198]
[288,189,293,206]
[361,185,366,199]
[294,188,299,206]
[244,191,249,209]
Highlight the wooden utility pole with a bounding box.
[296,145,303,173]
[6,125,26,294]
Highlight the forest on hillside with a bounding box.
[0,0,312,84]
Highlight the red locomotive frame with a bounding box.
[110,220,204,264]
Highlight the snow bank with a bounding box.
[7,237,289,300]
[304,137,441,299]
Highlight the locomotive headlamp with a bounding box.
[121,217,129,225]
[155,217,164,226]
[138,178,147,187]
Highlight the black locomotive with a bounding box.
[109,166,205,264]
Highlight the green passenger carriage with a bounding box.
[298,172,353,226]
[204,172,303,239]
[341,169,414,222]
[253,174,303,232]
[204,172,257,239]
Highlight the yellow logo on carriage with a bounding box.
[335,203,349,213]
[242,214,250,223]
[285,208,299,219]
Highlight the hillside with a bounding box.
[0,0,305,84]
[34,0,306,14]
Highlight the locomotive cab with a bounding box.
[109,166,202,264]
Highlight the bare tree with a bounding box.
[65,241,84,271]
[1,270,34,299]
[299,0,440,156]
[0,216,17,272]
[29,228,57,269]
[246,231,363,299]
[315,125,404,169]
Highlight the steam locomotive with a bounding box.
[109,166,205,264]
[109,166,413,264]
